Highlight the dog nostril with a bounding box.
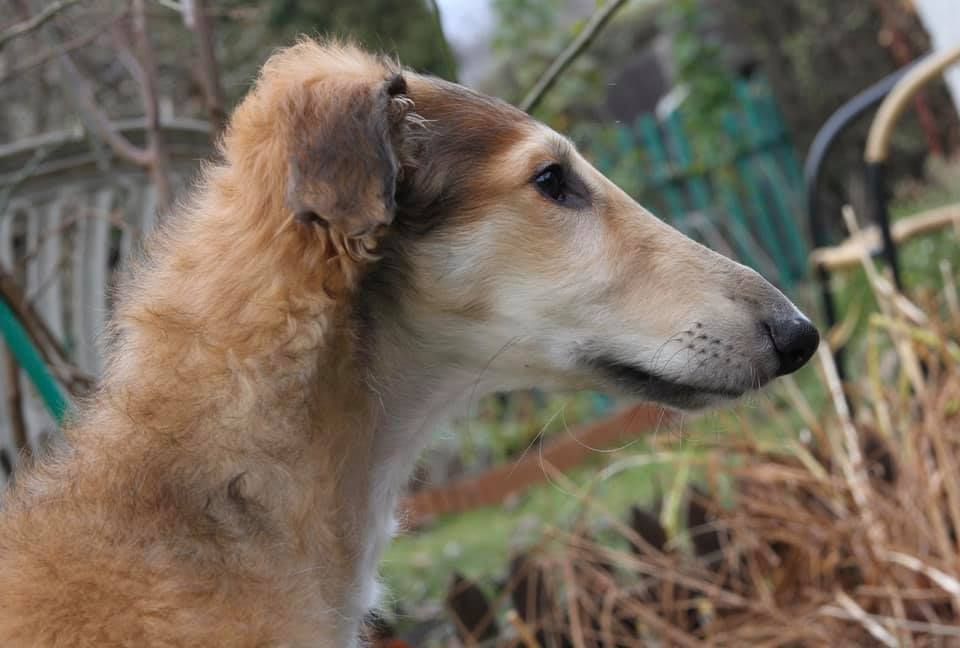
[765,315,820,376]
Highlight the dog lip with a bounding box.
[584,354,745,405]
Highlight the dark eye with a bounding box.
[534,164,566,203]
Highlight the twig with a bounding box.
[0,0,83,50]
[58,54,153,166]
[662,457,691,538]
[184,0,226,136]
[129,0,173,210]
[832,591,898,647]
[617,598,706,648]
[784,440,833,483]
[940,259,960,322]
[881,550,960,598]
[6,350,30,460]
[0,145,54,219]
[817,344,886,546]
[518,0,632,113]
[777,374,822,437]
[18,208,133,268]
[865,326,895,441]
[842,205,926,395]
[883,582,915,648]
[0,25,106,85]
[560,556,586,648]
[560,532,757,610]
[869,314,960,363]
[840,205,927,326]
[505,610,541,648]
[0,265,94,396]
[825,295,864,352]
[34,3,170,212]
[820,605,960,637]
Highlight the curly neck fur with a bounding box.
[95,165,468,644]
[0,42,507,647]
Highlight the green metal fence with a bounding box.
[584,79,808,290]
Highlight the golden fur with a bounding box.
[0,40,816,646]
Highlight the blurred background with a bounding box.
[3,0,960,645]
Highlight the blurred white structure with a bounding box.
[914,0,960,117]
[0,118,211,478]
[436,0,495,87]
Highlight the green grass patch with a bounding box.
[382,443,679,607]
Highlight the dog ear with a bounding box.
[287,73,411,237]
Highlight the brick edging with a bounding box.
[399,405,673,526]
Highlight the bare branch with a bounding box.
[112,11,186,210]
[57,54,154,166]
[518,0,633,114]
[0,26,105,86]
[128,0,174,209]
[152,0,227,139]
[10,1,162,177]
[111,20,149,92]
[186,0,227,136]
[0,266,94,397]
[0,0,83,50]
[6,351,30,460]
[19,208,134,270]
[0,146,54,219]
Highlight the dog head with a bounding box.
[264,41,819,411]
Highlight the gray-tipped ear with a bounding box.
[288,72,410,237]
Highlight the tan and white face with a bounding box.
[379,76,818,411]
[280,45,819,412]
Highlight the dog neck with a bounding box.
[97,193,478,644]
[348,286,495,632]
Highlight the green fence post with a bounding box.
[590,77,807,291]
[717,113,760,267]
[664,111,713,217]
[637,114,687,224]
[0,298,69,423]
[747,82,808,282]
[732,86,795,286]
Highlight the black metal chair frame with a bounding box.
[803,60,921,379]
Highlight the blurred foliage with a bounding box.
[488,0,602,130]
[266,0,455,77]
[386,445,673,610]
[829,157,960,363]
[445,391,612,469]
[659,0,735,139]
[486,0,659,131]
[716,0,959,242]
[218,0,455,103]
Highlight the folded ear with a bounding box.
[287,72,411,237]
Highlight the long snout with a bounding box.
[601,216,821,408]
[575,170,819,409]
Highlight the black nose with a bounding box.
[766,315,820,376]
